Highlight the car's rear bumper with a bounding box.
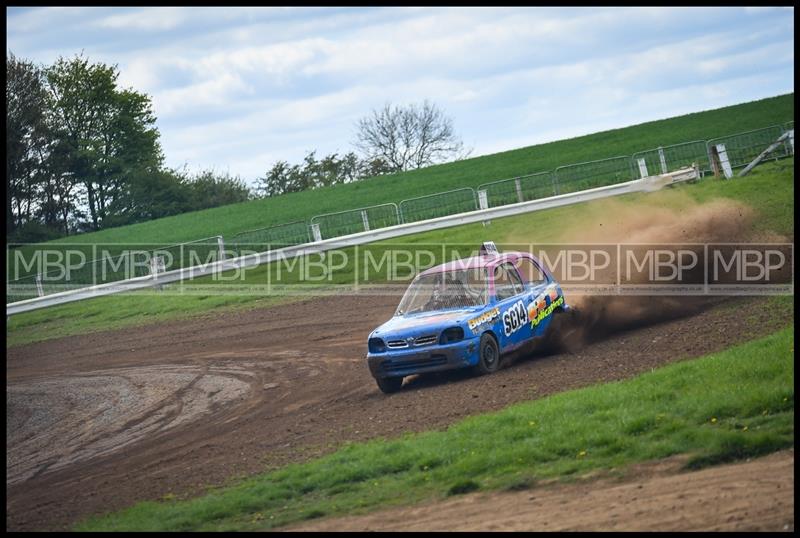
[367,336,481,379]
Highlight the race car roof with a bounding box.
[418,251,526,276]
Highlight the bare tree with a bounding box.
[354,100,469,173]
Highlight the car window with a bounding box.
[396,268,488,315]
[515,257,547,286]
[494,263,523,301]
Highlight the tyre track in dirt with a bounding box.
[6,293,793,531]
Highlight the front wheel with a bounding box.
[375,376,403,394]
[474,333,500,375]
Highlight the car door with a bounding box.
[492,261,533,350]
[515,255,560,338]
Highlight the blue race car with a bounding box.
[367,242,570,393]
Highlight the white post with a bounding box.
[150,255,165,291]
[477,189,489,210]
[658,147,668,174]
[217,236,226,261]
[716,144,733,179]
[311,223,322,242]
[35,274,44,297]
[789,129,795,155]
[637,158,649,179]
[477,190,490,226]
[150,255,165,278]
[361,209,370,232]
[514,178,524,203]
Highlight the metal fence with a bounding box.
[7,250,151,303]
[477,171,556,209]
[149,236,224,271]
[6,274,44,303]
[399,188,477,224]
[6,236,224,302]
[632,140,711,178]
[228,221,310,253]
[310,203,401,240]
[554,156,636,195]
[706,125,791,171]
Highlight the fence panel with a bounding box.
[311,203,400,240]
[9,251,148,300]
[229,221,310,253]
[60,251,148,288]
[706,125,789,171]
[554,156,636,195]
[399,188,477,224]
[6,237,223,301]
[632,140,711,177]
[477,171,556,208]
[6,274,40,303]
[149,236,223,271]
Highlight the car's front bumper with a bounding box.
[367,336,481,379]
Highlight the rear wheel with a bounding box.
[375,376,403,394]
[474,333,500,375]
[539,307,580,354]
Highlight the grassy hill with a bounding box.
[30,93,794,248]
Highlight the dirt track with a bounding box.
[5,292,794,531]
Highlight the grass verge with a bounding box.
[5,292,315,347]
[76,326,794,531]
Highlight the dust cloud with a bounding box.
[504,194,775,352]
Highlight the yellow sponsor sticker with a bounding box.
[468,306,500,332]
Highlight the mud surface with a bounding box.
[6,292,793,531]
[288,449,795,532]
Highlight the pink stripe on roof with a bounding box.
[419,252,524,276]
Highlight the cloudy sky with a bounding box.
[6,6,794,187]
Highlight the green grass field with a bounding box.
[11,93,793,250]
[75,326,794,531]
[7,157,793,347]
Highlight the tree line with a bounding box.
[7,52,468,243]
[7,53,253,243]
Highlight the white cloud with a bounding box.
[155,73,254,116]
[95,7,188,31]
[197,39,327,77]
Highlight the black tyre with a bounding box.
[375,375,403,394]
[474,333,500,375]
